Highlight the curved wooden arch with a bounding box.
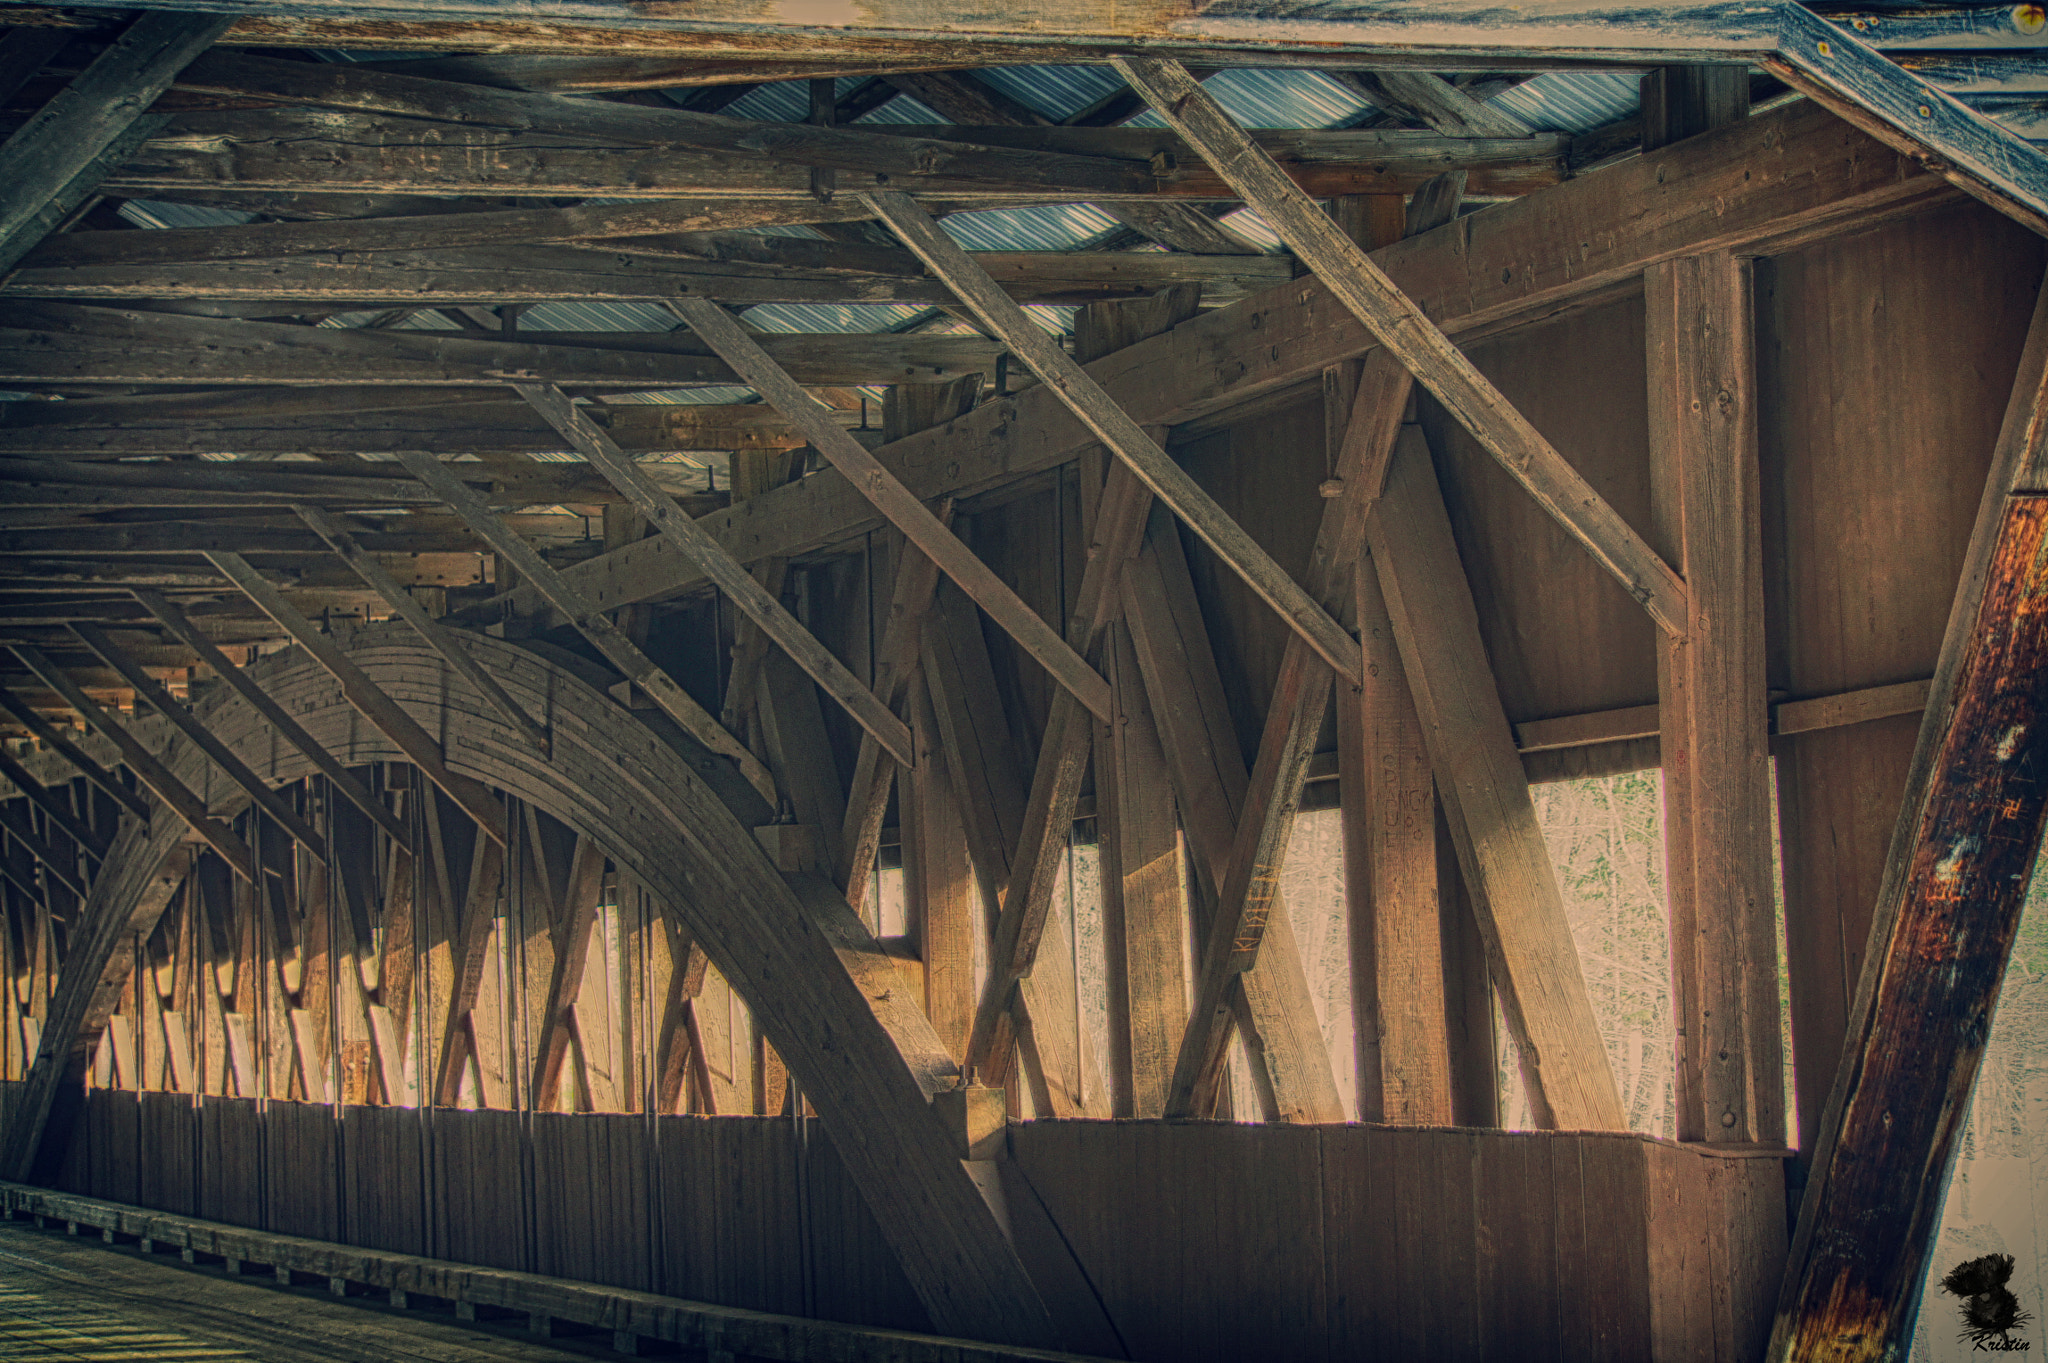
[0,625,1061,1350]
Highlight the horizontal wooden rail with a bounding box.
[0,1181,1113,1363]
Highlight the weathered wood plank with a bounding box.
[172,49,1159,195]
[203,552,508,847]
[1770,278,2048,1361]
[0,10,231,272]
[8,648,253,881]
[669,296,1111,725]
[1365,428,1625,1131]
[519,383,912,767]
[0,302,1004,390]
[867,188,1363,686]
[1115,55,1691,640]
[1644,250,1782,1146]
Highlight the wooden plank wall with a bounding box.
[1420,299,1661,780]
[1755,201,2048,1169]
[33,1086,928,1335]
[5,1081,1784,1360]
[1009,1121,1785,1363]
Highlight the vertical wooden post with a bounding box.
[1639,66,1751,152]
[1646,251,1782,1145]
[1366,427,1626,1132]
[1343,552,1454,1125]
[902,675,977,1064]
[1096,619,1188,1118]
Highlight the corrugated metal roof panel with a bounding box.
[941,203,1121,252]
[741,303,929,334]
[1128,68,1371,130]
[973,65,1123,122]
[1493,71,1641,133]
[119,200,255,229]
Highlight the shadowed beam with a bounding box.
[1163,349,1411,1117]
[202,551,509,847]
[7,648,254,880]
[0,688,149,821]
[515,383,913,767]
[667,296,1113,723]
[863,188,1363,687]
[1769,280,2048,1361]
[389,448,779,809]
[0,10,232,272]
[174,49,1159,196]
[0,746,108,857]
[1113,55,1690,640]
[67,622,330,864]
[129,586,415,855]
[0,802,89,902]
[291,504,552,760]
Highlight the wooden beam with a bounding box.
[865,188,1363,686]
[65,622,329,864]
[7,649,254,882]
[127,587,413,854]
[290,505,551,761]
[530,833,606,1111]
[901,675,977,1065]
[0,302,1004,391]
[173,49,1159,196]
[0,804,88,904]
[1095,617,1186,1118]
[838,520,950,918]
[1113,55,1691,640]
[0,748,107,858]
[668,297,1111,724]
[0,10,231,272]
[1769,279,2048,1360]
[201,552,508,848]
[0,837,191,1182]
[21,200,884,268]
[1161,347,1410,1116]
[517,383,913,768]
[1364,427,1626,1131]
[388,449,777,810]
[0,2,1793,62]
[1645,250,1782,1146]
[1333,69,1533,136]
[2,246,1296,309]
[1118,525,1345,1124]
[485,98,1950,630]
[89,107,1564,202]
[1769,6,2048,240]
[960,460,1153,1091]
[0,688,147,821]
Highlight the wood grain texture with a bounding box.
[1770,263,2048,1358]
[1115,55,1688,639]
[1645,251,1782,1146]
[1758,205,2046,1169]
[497,99,1947,629]
[1366,429,1625,1132]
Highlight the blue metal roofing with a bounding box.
[1495,71,1643,134]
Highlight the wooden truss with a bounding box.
[0,12,2039,1358]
